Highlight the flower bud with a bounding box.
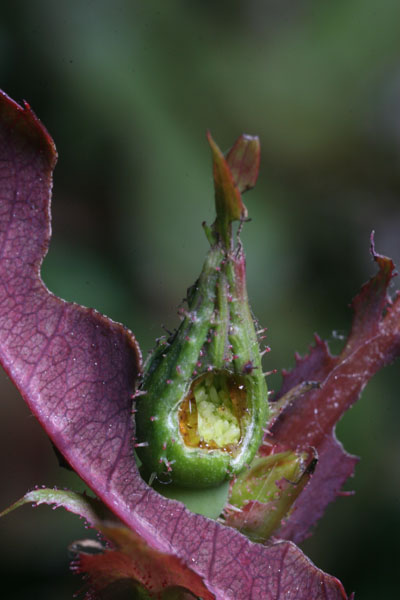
[224,450,316,542]
[135,134,269,489]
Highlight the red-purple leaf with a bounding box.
[75,524,215,600]
[1,488,213,599]
[264,246,400,543]
[0,90,349,599]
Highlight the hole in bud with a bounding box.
[178,370,247,452]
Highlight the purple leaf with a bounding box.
[1,488,214,599]
[0,90,349,599]
[264,243,400,543]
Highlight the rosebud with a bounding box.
[135,134,269,489]
[224,450,317,542]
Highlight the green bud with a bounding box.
[134,134,269,489]
[225,450,316,542]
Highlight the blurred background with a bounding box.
[0,1,399,598]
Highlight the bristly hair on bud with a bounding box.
[134,133,269,490]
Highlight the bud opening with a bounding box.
[178,371,247,451]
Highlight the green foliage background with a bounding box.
[0,1,399,598]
